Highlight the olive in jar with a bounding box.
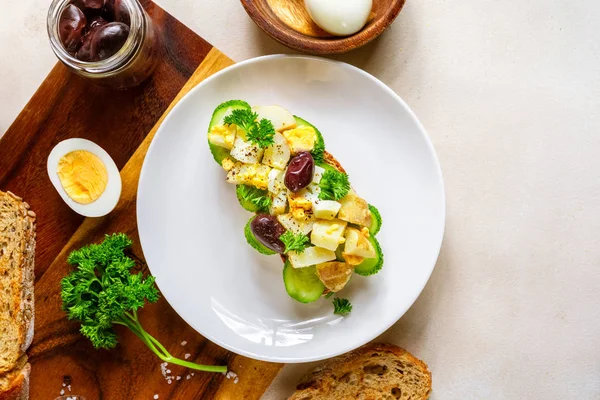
[59,4,87,52]
[285,152,315,193]
[251,214,286,254]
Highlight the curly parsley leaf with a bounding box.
[61,233,226,373]
[236,185,271,212]
[279,231,310,254]
[223,109,275,148]
[332,297,353,316]
[318,170,350,201]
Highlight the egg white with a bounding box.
[47,138,122,217]
[304,0,373,36]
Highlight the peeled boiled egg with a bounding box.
[47,138,122,217]
[304,0,373,36]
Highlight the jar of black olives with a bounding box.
[47,0,160,89]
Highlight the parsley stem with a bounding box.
[119,315,227,373]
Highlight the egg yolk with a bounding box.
[57,150,108,204]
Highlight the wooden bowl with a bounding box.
[240,0,406,54]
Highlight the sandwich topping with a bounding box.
[207,100,384,305]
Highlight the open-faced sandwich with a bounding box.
[207,100,383,304]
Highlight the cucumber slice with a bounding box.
[208,100,251,165]
[244,216,276,255]
[368,204,382,236]
[236,185,271,213]
[283,260,326,303]
[354,235,384,276]
[294,116,325,163]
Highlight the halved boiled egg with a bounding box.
[47,138,122,217]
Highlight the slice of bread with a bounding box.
[0,356,30,400]
[0,191,35,375]
[288,343,432,400]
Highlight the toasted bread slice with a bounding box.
[0,356,30,400]
[0,191,35,374]
[288,343,432,400]
[323,151,345,174]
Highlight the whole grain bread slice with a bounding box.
[0,356,30,400]
[288,343,432,400]
[0,191,35,374]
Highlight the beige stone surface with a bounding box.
[2,0,600,398]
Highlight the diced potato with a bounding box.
[225,162,247,185]
[338,192,372,227]
[230,136,264,164]
[277,213,315,235]
[270,191,287,215]
[208,124,237,149]
[282,126,316,154]
[316,261,354,292]
[311,219,347,251]
[344,227,376,258]
[262,132,291,169]
[312,200,342,220]
[288,247,336,268]
[253,105,297,132]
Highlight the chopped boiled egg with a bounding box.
[208,124,237,150]
[268,168,285,194]
[312,165,325,184]
[270,190,288,215]
[338,191,372,226]
[230,136,264,164]
[226,162,271,189]
[282,126,317,154]
[277,213,315,235]
[221,157,235,171]
[312,200,342,220]
[344,227,376,258]
[262,132,291,169]
[288,194,313,220]
[311,219,347,251]
[288,246,337,268]
[252,105,296,132]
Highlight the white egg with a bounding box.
[47,138,122,217]
[304,0,373,36]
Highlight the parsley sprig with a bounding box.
[237,185,271,212]
[279,231,310,254]
[223,109,275,148]
[332,298,353,316]
[61,233,227,373]
[319,170,350,201]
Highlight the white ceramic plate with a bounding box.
[137,55,445,363]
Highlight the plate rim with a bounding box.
[137,54,446,363]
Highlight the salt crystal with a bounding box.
[60,389,65,395]
[167,379,172,385]
[190,372,195,376]
[234,377,239,384]
[67,385,72,392]
[186,374,191,380]
[184,353,191,360]
[181,341,187,346]
[62,383,66,387]
[166,369,171,374]
[154,395,159,399]
[176,376,181,381]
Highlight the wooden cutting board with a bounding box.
[0,2,282,399]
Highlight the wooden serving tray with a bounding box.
[0,2,282,398]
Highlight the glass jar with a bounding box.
[47,0,160,89]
